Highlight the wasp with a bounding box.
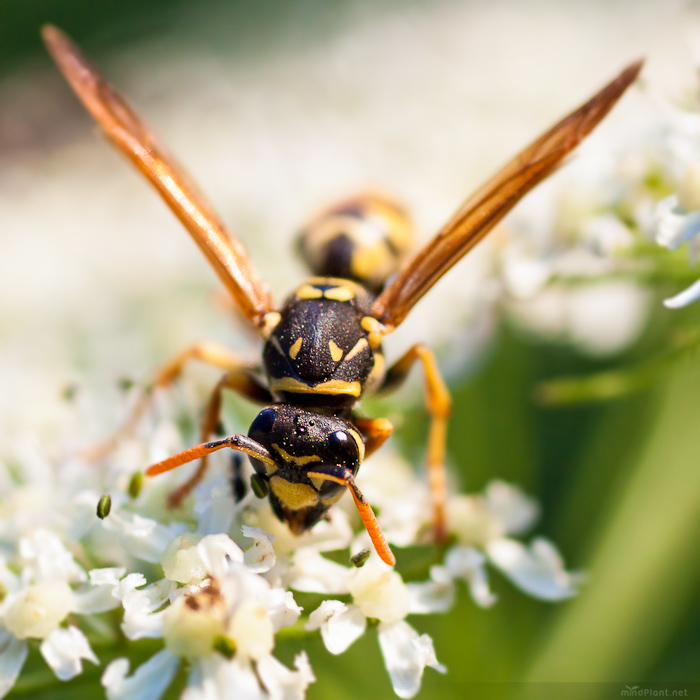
[43,26,641,566]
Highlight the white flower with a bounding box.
[306,558,446,699]
[655,163,700,308]
[435,481,581,605]
[0,530,125,690]
[102,532,310,700]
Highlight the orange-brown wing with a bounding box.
[371,60,643,329]
[42,25,274,329]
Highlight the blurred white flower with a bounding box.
[435,481,580,606]
[655,162,700,308]
[0,530,125,691]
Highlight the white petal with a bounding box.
[192,475,237,536]
[184,656,265,700]
[0,630,27,698]
[655,194,700,249]
[19,529,86,584]
[72,567,127,614]
[483,481,539,536]
[196,534,245,579]
[306,600,366,654]
[663,277,700,309]
[40,625,98,681]
[102,649,180,700]
[265,588,303,632]
[287,549,351,594]
[114,576,176,640]
[378,621,446,699]
[433,545,497,608]
[103,511,187,564]
[486,537,579,600]
[242,526,277,573]
[348,560,410,624]
[258,652,316,700]
[406,581,455,614]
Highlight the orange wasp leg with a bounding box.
[166,367,272,507]
[352,416,394,459]
[306,466,396,567]
[379,344,451,542]
[82,342,259,462]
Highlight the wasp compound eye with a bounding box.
[250,408,276,435]
[329,429,357,456]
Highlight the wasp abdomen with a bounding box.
[298,193,413,293]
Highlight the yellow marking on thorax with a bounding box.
[296,284,323,300]
[361,316,386,348]
[345,337,369,362]
[328,340,343,362]
[289,337,303,360]
[271,443,322,466]
[269,477,319,510]
[261,312,281,341]
[270,377,362,397]
[323,285,355,302]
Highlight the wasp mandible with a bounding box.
[43,26,642,566]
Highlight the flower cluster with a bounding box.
[0,398,581,700]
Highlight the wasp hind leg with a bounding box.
[166,366,272,508]
[379,344,451,542]
[81,342,258,462]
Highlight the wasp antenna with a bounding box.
[146,435,274,477]
[307,467,396,566]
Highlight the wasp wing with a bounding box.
[42,25,274,328]
[371,60,643,329]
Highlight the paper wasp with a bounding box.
[43,26,641,566]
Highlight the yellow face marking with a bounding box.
[272,443,321,466]
[295,283,323,300]
[348,426,366,462]
[323,285,355,302]
[289,337,303,360]
[328,339,343,362]
[321,491,346,507]
[270,377,362,397]
[260,312,281,341]
[270,477,319,510]
[361,316,386,348]
[344,337,369,362]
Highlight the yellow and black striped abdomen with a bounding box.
[297,193,413,294]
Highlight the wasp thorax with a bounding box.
[297,192,414,293]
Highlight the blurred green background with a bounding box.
[2,1,699,699]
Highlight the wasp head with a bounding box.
[246,404,365,534]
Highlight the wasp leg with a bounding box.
[81,342,258,462]
[305,465,395,566]
[379,344,451,542]
[166,366,272,508]
[352,416,394,459]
